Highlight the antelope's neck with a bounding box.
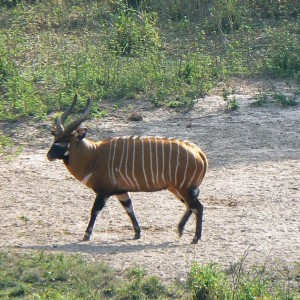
[65,138,98,183]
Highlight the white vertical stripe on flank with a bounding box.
[107,140,113,183]
[118,138,131,187]
[110,137,119,185]
[180,144,189,189]
[196,152,206,185]
[141,138,150,189]
[131,136,140,189]
[148,137,155,187]
[187,150,198,187]
[168,139,172,183]
[174,141,180,185]
[161,138,165,183]
[125,137,135,188]
[155,137,159,187]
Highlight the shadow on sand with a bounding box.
[17,239,181,255]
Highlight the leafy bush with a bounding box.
[117,267,169,299]
[246,0,300,19]
[108,1,161,56]
[188,261,300,300]
[188,263,229,299]
[262,30,300,79]
[203,0,250,34]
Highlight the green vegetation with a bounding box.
[222,87,240,111]
[251,88,300,107]
[0,0,299,120]
[0,251,299,299]
[188,261,300,300]
[0,129,23,157]
[0,251,177,299]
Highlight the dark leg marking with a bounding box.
[187,200,203,244]
[178,206,193,238]
[183,187,203,244]
[119,198,141,239]
[193,202,203,244]
[83,194,107,241]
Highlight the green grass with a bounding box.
[0,251,176,299]
[0,1,299,120]
[0,251,299,299]
[0,130,23,157]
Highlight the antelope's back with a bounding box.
[100,136,207,192]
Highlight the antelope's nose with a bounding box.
[47,150,56,161]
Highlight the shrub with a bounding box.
[188,263,230,299]
[108,1,161,56]
[263,30,300,79]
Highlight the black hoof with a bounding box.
[134,232,141,240]
[178,228,184,238]
[82,234,90,241]
[191,237,199,244]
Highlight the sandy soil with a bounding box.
[1,80,300,281]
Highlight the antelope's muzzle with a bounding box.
[47,144,66,161]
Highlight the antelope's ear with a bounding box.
[74,127,87,140]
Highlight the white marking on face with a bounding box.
[81,172,93,185]
[64,150,69,156]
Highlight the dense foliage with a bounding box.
[0,0,299,119]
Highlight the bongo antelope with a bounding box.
[47,94,208,244]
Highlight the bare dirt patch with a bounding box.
[1,84,300,281]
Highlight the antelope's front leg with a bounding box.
[116,193,141,239]
[83,194,108,241]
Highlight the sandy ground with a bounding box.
[1,80,300,281]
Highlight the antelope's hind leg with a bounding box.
[176,187,204,244]
[187,187,204,244]
[178,205,193,238]
[117,193,141,240]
